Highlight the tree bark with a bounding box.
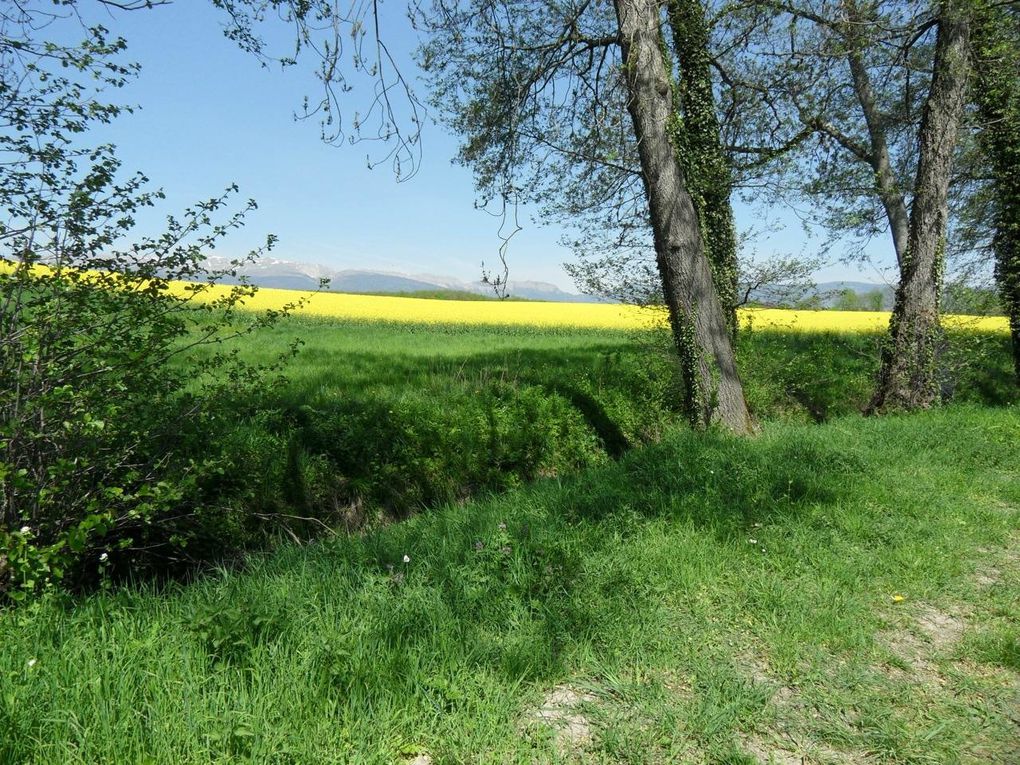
[870,0,972,412]
[615,0,752,433]
[668,0,739,336]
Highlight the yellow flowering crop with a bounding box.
[739,307,1007,334]
[3,260,1008,333]
[169,281,1009,333]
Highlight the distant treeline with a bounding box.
[361,289,535,302]
[754,285,1004,316]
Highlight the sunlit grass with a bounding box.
[2,406,1017,763]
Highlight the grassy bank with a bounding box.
[9,310,1010,592]
[191,317,1015,530]
[195,319,687,527]
[1,405,1017,763]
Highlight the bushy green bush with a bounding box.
[0,188,311,597]
[232,382,601,520]
[0,14,309,598]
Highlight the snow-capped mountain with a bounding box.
[202,257,605,303]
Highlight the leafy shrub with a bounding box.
[265,381,604,517]
[191,594,288,665]
[0,15,309,599]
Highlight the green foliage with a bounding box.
[972,0,1020,383]
[832,288,886,311]
[198,321,685,523]
[0,10,307,598]
[741,324,1013,420]
[738,330,879,422]
[191,593,288,665]
[170,318,1017,542]
[0,196,305,597]
[941,282,1002,315]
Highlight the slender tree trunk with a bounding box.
[973,3,1020,385]
[845,50,911,267]
[870,0,972,412]
[668,0,739,336]
[615,0,752,433]
[840,0,911,267]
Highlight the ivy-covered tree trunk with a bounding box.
[973,3,1020,385]
[870,0,972,412]
[667,0,739,336]
[614,0,752,433]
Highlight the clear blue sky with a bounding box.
[72,1,888,291]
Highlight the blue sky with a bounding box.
[73,1,890,291]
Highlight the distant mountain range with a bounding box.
[204,257,893,307]
[204,257,606,303]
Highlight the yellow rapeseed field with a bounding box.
[169,280,1010,333]
[3,261,1007,332]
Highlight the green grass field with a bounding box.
[186,318,1014,526]
[2,317,1018,763]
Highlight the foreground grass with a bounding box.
[2,405,1018,763]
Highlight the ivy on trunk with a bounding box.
[870,0,973,412]
[972,1,1020,385]
[614,0,752,433]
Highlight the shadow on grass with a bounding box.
[11,408,1016,765]
[250,344,676,514]
[540,381,632,458]
[260,422,869,691]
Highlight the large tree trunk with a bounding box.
[973,3,1020,385]
[869,0,972,412]
[615,0,752,433]
[668,0,739,336]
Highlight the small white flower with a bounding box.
[402,554,410,564]
[748,538,757,544]
[27,658,37,668]
[99,552,109,563]
[19,526,31,535]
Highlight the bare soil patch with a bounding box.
[527,684,598,754]
[738,731,867,765]
[973,534,1020,587]
[915,604,966,649]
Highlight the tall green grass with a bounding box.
[2,406,1017,763]
[191,317,1016,532]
